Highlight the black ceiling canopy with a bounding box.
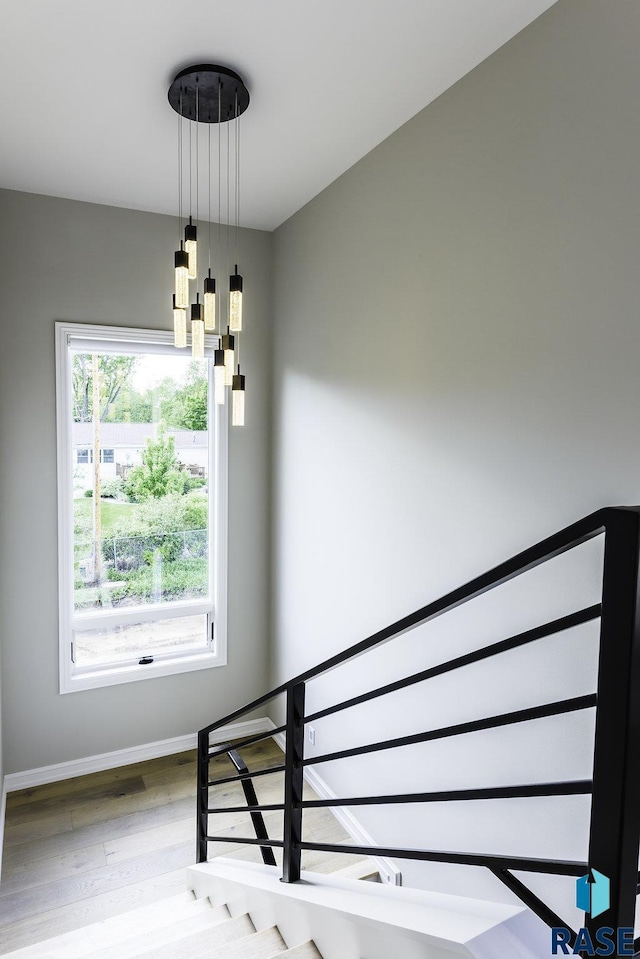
[168,64,250,124]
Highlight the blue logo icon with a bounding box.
[576,869,610,919]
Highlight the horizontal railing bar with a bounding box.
[208,764,286,788]
[208,804,285,814]
[304,606,601,725]
[297,841,587,876]
[208,726,286,759]
[491,868,577,943]
[199,508,618,737]
[298,781,593,807]
[302,695,597,767]
[206,835,285,848]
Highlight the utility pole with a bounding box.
[92,353,102,584]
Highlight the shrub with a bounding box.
[100,476,126,500]
[124,426,184,501]
[100,493,208,569]
[108,558,208,604]
[183,476,206,493]
[84,489,93,497]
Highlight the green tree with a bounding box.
[179,375,207,429]
[72,354,138,422]
[125,425,185,501]
[160,362,208,430]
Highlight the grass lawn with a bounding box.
[74,497,141,531]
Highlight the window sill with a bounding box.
[60,647,226,694]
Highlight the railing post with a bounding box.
[587,509,640,946]
[196,728,209,863]
[282,682,305,882]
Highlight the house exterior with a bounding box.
[71,422,208,492]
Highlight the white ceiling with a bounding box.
[0,0,556,231]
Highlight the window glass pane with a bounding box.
[71,351,210,615]
[74,613,208,669]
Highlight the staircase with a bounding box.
[4,508,640,958]
[193,508,640,955]
[0,890,322,958]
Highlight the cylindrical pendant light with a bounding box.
[169,65,251,418]
[185,218,198,280]
[222,332,235,386]
[229,267,243,332]
[174,246,189,309]
[191,298,204,358]
[232,372,245,427]
[204,272,216,332]
[173,295,187,348]
[214,349,226,405]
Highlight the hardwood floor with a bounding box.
[0,739,363,954]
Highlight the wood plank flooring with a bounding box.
[0,738,363,954]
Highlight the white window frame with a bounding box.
[55,322,228,693]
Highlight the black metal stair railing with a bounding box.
[196,506,640,952]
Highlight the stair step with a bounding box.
[0,866,190,956]
[116,912,258,959]
[215,926,287,959]
[70,901,231,959]
[275,942,323,958]
[331,860,379,882]
[0,892,217,958]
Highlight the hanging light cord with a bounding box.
[235,91,240,269]
[218,82,222,329]
[195,81,199,229]
[208,105,211,272]
[178,90,183,243]
[226,101,231,331]
[235,92,241,371]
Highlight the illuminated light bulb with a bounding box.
[229,267,243,332]
[232,373,245,427]
[214,349,226,405]
[173,295,187,348]
[174,247,189,309]
[204,274,216,332]
[184,219,197,280]
[191,300,204,359]
[222,333,235,386]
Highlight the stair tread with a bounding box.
[331,860,378,882]
[109,912,258,959]
[208,926,286,959]
[0,867,189,956]
[0,892,211,958]
[67,902,231,959]
[275,941,323,958]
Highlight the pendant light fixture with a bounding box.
[191,295,205,359]
[229,266,243,332]
[214,349,227,406]
[232,371,245,427]
[173,295,187,348]
[168,63,250,424]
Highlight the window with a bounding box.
[56,323,227,692]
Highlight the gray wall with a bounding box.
[271,0,640,921]
[0,189,272,773]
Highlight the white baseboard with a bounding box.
[269,724,402,886]
[3,718,273,792]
